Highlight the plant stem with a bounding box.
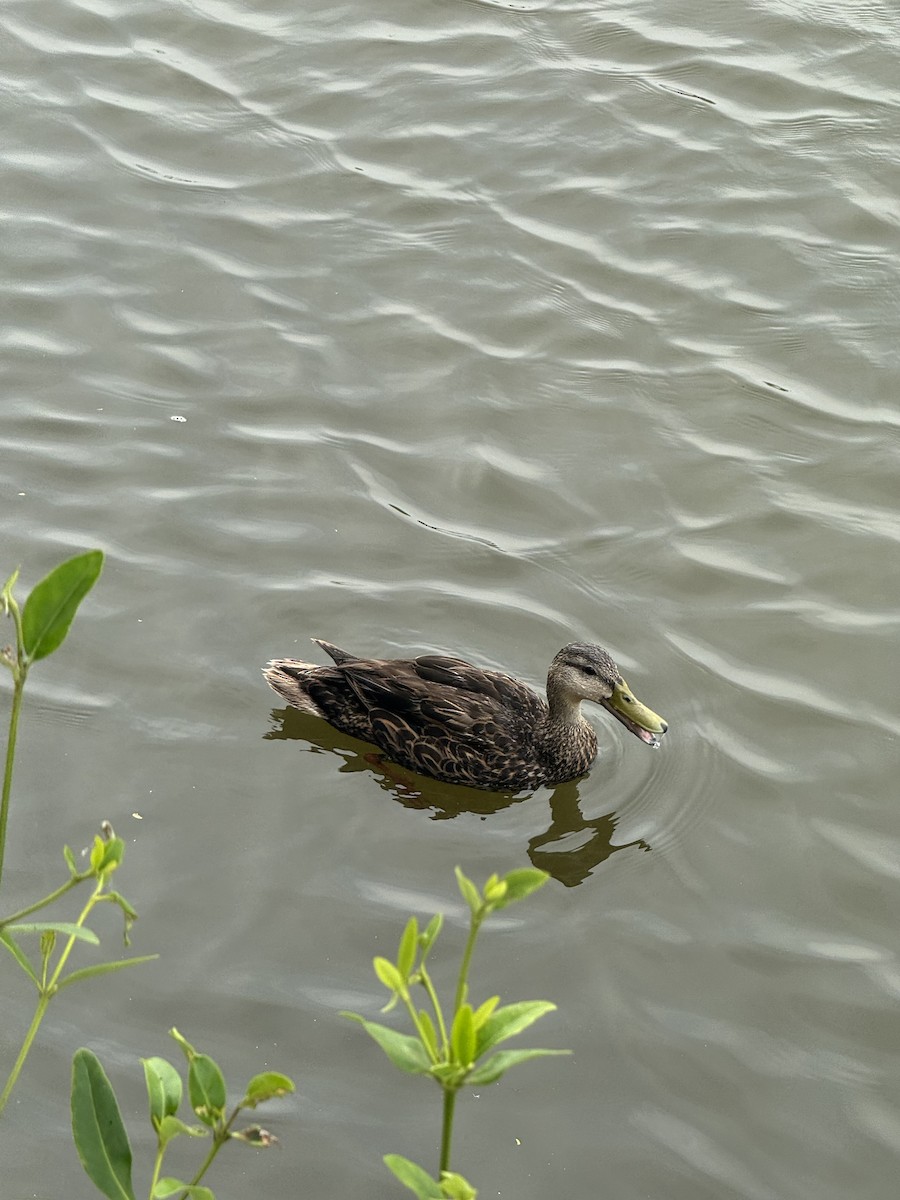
[0,671,25,892]
[400,993,439,1065]
[0,875,106,1114]
[147,1142,166,1200]
[47,877,104,990]
[419,966,449,1057]
[0,993,49,1114]
[182,1136,223,1195]
[0,590,26,893]
[439,1087,457,1176]
[453,909,484,1016]
[177,1106,241,1200]
[0,874,84,928]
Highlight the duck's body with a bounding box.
[263,640,667,792]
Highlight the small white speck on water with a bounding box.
[171,414,187,422]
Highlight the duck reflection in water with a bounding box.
[264,707,651,888]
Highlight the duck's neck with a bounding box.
[540,677,598,780]
[545,676,586,727]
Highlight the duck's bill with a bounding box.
[601,679,668,749]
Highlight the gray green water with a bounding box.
[2,0,899,1196]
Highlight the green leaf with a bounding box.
[104,890,138,923]
[482,873,507,906]
[156,1115,208,1148]
[418,1009,439,1059]
[465,1047,570,1086]
[454,867,481,915]
[491,868,549,908]
[89,836,104,874]
[0,929,39,984]
[71,1048,136,1200]
[169,1027,198,1060]
[63,844,78,875]
[384,1154,444,1199]
[90,834,125,877]
[240,1071,295,1108]
[418,913,443,958]
[397,916,418,980]
[471,995,500,1031]
[101,890,138,946]
[188,1054,227,1126]
[374,955,405,994]
[56,954,159,992]
[143,1057,183,1129]
[7,921,99,945]
[440,1172,478,1200]
[21,550,103,663]
[153,1180,214,1200]
[342,1013,431,1075]
[1,566,20,614]
[450,1004,476,1068]
[476,1001,557,1056]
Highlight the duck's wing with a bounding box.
[316,655,547,790]
[312,639,358,665]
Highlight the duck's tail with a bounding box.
[262,658,324,715]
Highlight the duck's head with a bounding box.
[548,642,668,747]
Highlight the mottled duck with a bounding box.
[263,639,667,791]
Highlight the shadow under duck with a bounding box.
[263,640,667,792]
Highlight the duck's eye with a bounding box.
[580,665,597,677]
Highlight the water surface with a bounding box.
[1,0,899,1196]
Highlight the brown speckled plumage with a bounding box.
[263,639,667,792]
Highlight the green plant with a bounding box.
[71,1027,295,1200]
[0,823,155,1112]
[343,866,569,1183]
[3,552,295,1200]
[1,550,103,886]
[384,1154,477,1199]
[0,552,155,1113]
